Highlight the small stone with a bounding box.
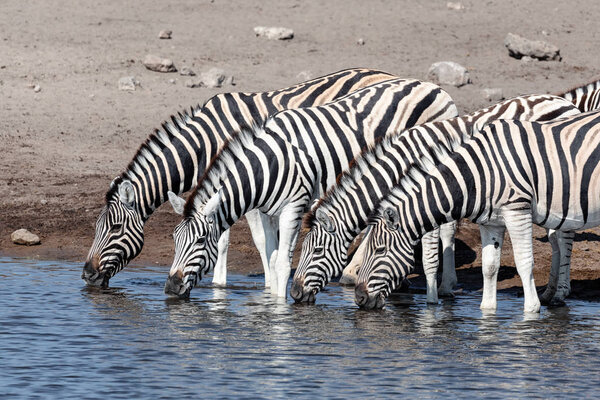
[118,76,140,91]
[179,66,196,76]
[254,26,294,40]
[541,30,550,36]
[521,56,535,64]
[482,88,504,102]
[427,61,471,87]
[26,83,35,89]
[158,29,172,39]
[446,2,464,10]
[296,71,313,81]
[11,229,41,246]
[357,38,365,45]
[185,68,234,88]
[33,84,41,93]
[40,199,48,205]
[504,33,561,61]
[169,78,176,84]
[143,54,177,73]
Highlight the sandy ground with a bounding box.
[1,0,599,299]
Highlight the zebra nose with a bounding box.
[290,278,304,302]
[82,258,107,286]
[164,273,190,299]
[355,283,370,307]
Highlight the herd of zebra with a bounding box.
[81,67,600,313]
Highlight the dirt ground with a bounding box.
[1,0,599,299]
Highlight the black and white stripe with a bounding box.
[294,94,580,304]
[166,78,458,298]
[81,67,398,287]
[558,78,600,112]
[356,109,600,313]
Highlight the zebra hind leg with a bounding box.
[246,209,279,288]
[552,231,574,306]
[438,221,458,297]
[421,228,440,304]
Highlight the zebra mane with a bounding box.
[183,124,263,218]
[556,77,600,99]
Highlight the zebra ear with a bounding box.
[168,191,186,215]
[203,189,222,219]
[316,209,335,232]
[383,207,400,230]
[118,180,135,208]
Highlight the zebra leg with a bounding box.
[271,208,303,298]
[421,229,440,304]
[504,210,541,314]
[540,229,560,305]
[552,231,574,306]
[246,209,278,288]
[479,224,505,311]
[211,229,230,286]
[438,221,458,297]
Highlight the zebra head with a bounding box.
[292,209,348,303]
[82,178,144,287]
[165,191,223,298]
[355,206,416,309]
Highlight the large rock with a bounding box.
[143,54,177,72]
[254,26,294,40]
[185,68,234,88]
[427,61,471,87]
[11,229,40,246]
[504,33,561,61]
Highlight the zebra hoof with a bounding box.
[548,298,567,308]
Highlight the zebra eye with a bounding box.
[110,224,122,233]
[314,246,324,255]
[375,246,386,255]
[196,236,206,245]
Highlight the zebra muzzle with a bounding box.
[164,272,191,299]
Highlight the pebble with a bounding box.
[482,88,504,102]
[33,84,41,93]
[504,33,561,61]
[143,54,177,72]
[179,66,196,76]
[40,199,48,205]
[11,229,41,246]
[446,2,464,10]
[357,38,365,45]
[118,76,140,91]
[185,68,234,88]
[427,61,471,87]
[158,29,172,39]
[254,26,294,40]
[296,71,313,81]
[169,78,176,84]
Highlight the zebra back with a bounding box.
[557,78,600,112]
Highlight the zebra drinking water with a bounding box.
[81,68,397,288]
[355,110,600,312]
[293,95,580,305]
[165,78,458,299]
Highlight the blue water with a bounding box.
[1,257,599,399]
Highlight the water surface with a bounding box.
[1,257,599,399]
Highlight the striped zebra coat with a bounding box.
[165,78,458,298]
[293,95,580,305]
[558,78,600,112]
[81,67,397,288]
[355,109,600,313]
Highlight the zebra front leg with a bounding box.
[504,210,541,314]
[552,231,574,306]
[540,229,560,305]
[246,209,279,288]
[438,221,458,296]
[421,229,440,304]
[271,208,303,298]
[479,224,505,311]
[212,229,230,286]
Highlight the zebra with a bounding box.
[355,109,600,312]
[81,67,398,288]
[165,78,459,298]
[558,78,600,112]
[292,94,580,305]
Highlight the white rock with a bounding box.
[118,76,140,91]
[254,26,294,40]
[521,56,535,64]
[11,229,41,246]
[482,88,504,102]
[296,71,313,81]
[179,66,196,76]
[185,68,234,88]
[158,29,172,39]
[33,84,41,93]
[504,33,561,61]
[143,54,177,72]
[357,38,365,45]
[446,2,464,10]
[169,78,176,84]
[427,61,471,87]
[40,199,48,205]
